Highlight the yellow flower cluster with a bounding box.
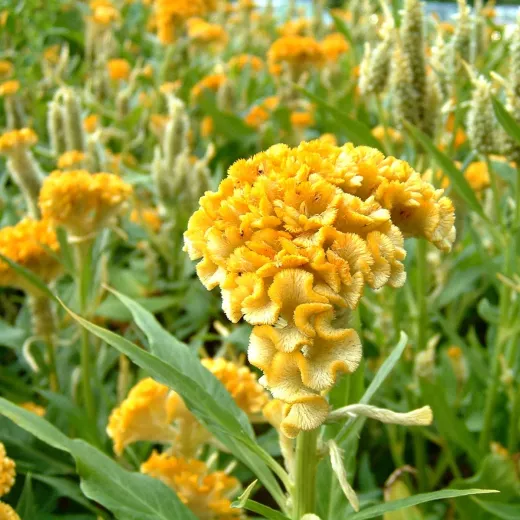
[0,503,19,520]
[83,114,99,133]
[38,169,132,238]
[201,357,269,416]
[267,36,325,76]
[185,140,456,437]
[0,219,61,290]
[228,54,264,72]
[130,207,162,232]
[290,111,314,129]
[0,443,15,498]
[0,129,37,154]
[57,150,87,169]
[320,33,350,62]
[156,0,216,44]
[191,73,226,99]
[107,58,131,81]
[244,96,279,129]
[187,18,228,47]
[463,161,491,192]
[0,80,19,97]
[277,18,311,37]
[89,0,120,25]
[0,61,13,80]
[141,452,241,519]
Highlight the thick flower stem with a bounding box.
[75,240,96,423]
[292,428,319,520]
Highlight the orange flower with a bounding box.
[187,17,228,47]
[0,80,20,97]
[228,54,264,72]
[57,150,86,169]
[185,141,455,437]
[191,73,226,99]
[201,115,214,137]
[0,60,13,80]
[268,36,325,76]
[107,58,131,81]
[130,207,162,232]
[321,33,349,62]
[290,111,314,129]
[245,105,269,128]
[83,114,99,133]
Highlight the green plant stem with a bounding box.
[292,428,319,520]
[75,241,95,423]
[374,95,393,156]
[485,157,503,228]
[45,333,60,393]
[508,385,520,452]
[416,239,428,352]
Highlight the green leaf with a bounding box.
[471,498,520,520]
[95,294,178,321]
[16,474,37,520]
[383,480,423,520]
[59,297,288,509]
[0,398,197,520]
[233,482,290,520]
[492,96,520,146]
[297,87,384,151]
[330,13,357,61]
[404,122,487,221]
[345,489,497,520]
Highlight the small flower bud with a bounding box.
[62,88,86,152]
[47,99,67,157]
[467,75,497,155]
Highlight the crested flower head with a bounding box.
[320,33,350,62]
[0,80,20,97]
[107,378,176,455]
[38,169,132,239]
[141,452,242,519]
[0,443,15,498]
[0,219,60,291]
[201,358,269,417]
[0,129,37,154]
[0,503,19,520]
[130,207,162,232]
[187,18,228,47]
[464,161,490,192]
[185,140,456,437]
[89,0,120,25]
[107,59,131,81]
[57,150,87,170]
[228,54,264,72]
[191,74,226,100]
[268,36,325,76]
[83,114,99,133]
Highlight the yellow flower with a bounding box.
[0,129,37,154]
[0,80,20,97]
[317,133,337,146]
[57,150,87,170]
[201,358,269,417]
[141,64,154,78]
[83,114,99,133]
[130,207,162,232]
[245,105,269,128]
[107,378,177,455]
[268,36,325,76]
[38,169,133,239]
[191,73,226,100]
[107,59,131,81]
[0,61,13,80]
[201,115,214,137]
[159,81,181,96]
[141,452,242,519]
[228,54,264,72]
[0,503,20,520]
[320,33,349,62]
[43,45,61,64]
[149,113,170,137]
[185,141,456,437]
[290,111,314,129]
[0,219,61,291]
[464,161,490,192]
[371,125,404,145]
[0,443,15,498]
[20,402,46,417]
[89,0,120,25]
[277,18,311,37]
[187,18,228,47]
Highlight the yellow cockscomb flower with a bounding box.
[268,36,325,76]
[57,150,86,170]
[0,129,37,153]
[130,207,162,232]
[141,452,242,519]
[317,133,337,146]
[290,111,314,129]
[228,54,264,72]
[464,161,490,192]
[0,80,20,97]
[320,33,349,62]
[0,443,15,498]
[20,402,46,416]
[0,61,13,80]
[201,358,269,417]
[185,141,456,437]
[245,105,270,128]
[89,0,120,25]
[371,125,404,145]
[0,219,60,291]
[83,114,99,133]
[39,169,132,238]
[191,73,226,99]
[187,18,228,47]
[107,378,177,455]
[107,59,131,81]
[0,503,19,520]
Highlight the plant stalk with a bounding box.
[292,428,319,520]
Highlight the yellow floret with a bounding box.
[0,443,15,498]
[0,129,37,154]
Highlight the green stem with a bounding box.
[292,429,319,520]
[508,385,520,452]
[45,334,60,393]
[416,239,428,352]
[76,241,96,422]
[485,156,503,229]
